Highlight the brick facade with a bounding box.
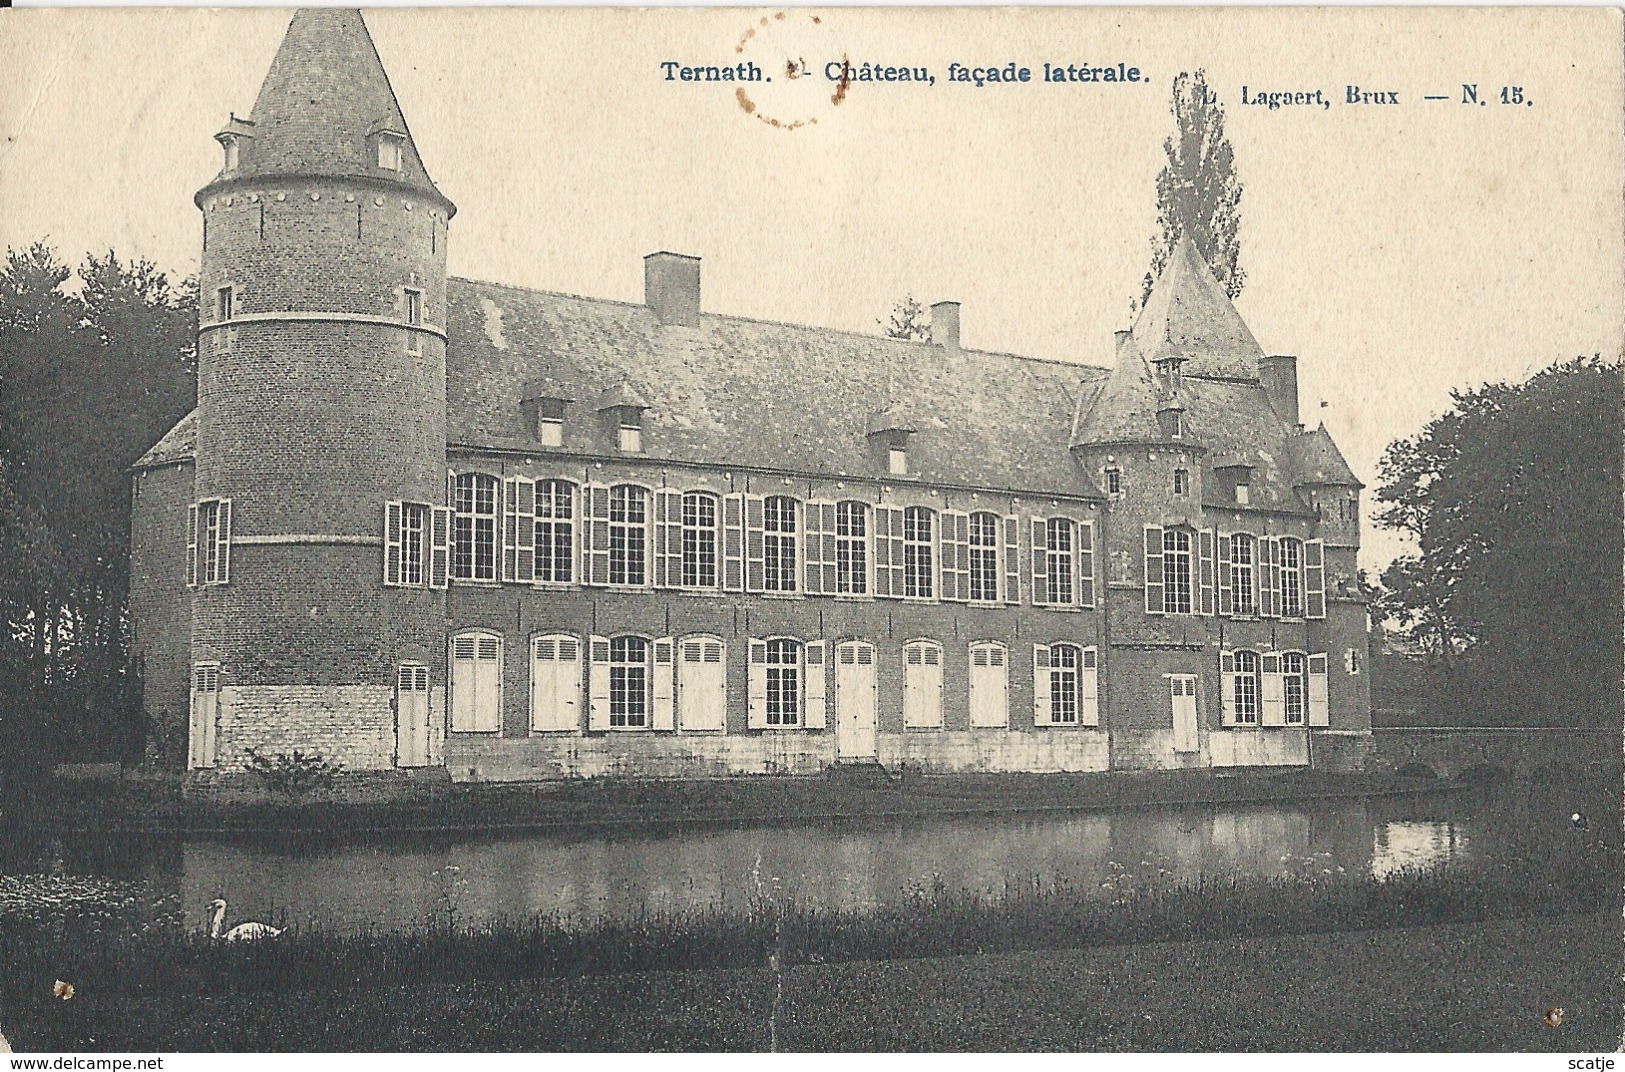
[128,9,1373,787]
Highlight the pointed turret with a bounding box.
[199,8,452,214]
[1289,423,1363,488]
[1072,331,1193,447]
[1132,234,1262,380]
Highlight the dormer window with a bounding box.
[888,446,908,476]
[377,133,404,172]
[1235,482,1251,506]
[865,407,916,478]
[1105,467,1122,496]
[1158,408,1183,439]
[537,399,565,447]
[1155,356,1184,393]
[617,411,643,453]
[220,135,239,173]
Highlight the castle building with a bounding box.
[129,9,1373,783]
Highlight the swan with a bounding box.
[207,898,283,941]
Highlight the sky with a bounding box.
[1,6,1620,575]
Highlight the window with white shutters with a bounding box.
[1232,650,1261,725]
[1162,528,1193,614]
[902,507,934,599]
[608,635,650,728]
[451,473,498,582]
[1231,534,1257,616]
[535,480,575,584]
[1044,518,1075,606]
[678,636,727,732]
[763,638,801,726]
[189,499,232,586]
[968,512,1000,603]
[501,476,536,583]
[1047,643,1082,725]
[763,495,798,593]
[835,501,869,595]
[1308,653,1330,726]
[608,485,647,586]
[680,491,720,588]
[968,642,1008,728]
[450,631,502,733]
[1280,537,1304,618]
[384,501,432,587]
[902,640,944,729]
[1281,652,1307,725]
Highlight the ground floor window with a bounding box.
[765,638,801,726]
[450,631,502,732]
[608,635,649,728]
[1282,652,1307,725]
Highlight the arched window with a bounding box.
[1230,534,1257,616]
[835,501,868,595]
[765,638,801,726]
[1049,643,1082,724]
[608,635,649,728]
[451,473,498,582]
[608,485,647,586]
[968,512,1001,603]
[1045,518,1076,606]
[450,630,502,732]
[535,480,575,584]
[681,491,719,588]
[902,506,934,599]
[763,495,798,593]
[1279,537,1304,617]
[1282,652,1307,725]
[1161,527,1193,615]
[1232,650,1261,725]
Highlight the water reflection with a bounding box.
[1371,820,1468,880]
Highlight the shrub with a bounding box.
[241,748,342,796]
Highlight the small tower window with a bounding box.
[1104,467,1122,496]
[221,135,239,173]
[618,411,643,453]
[538,398,565,447]
[404,288,423,354]
[378,133,404,171]
[888,446,908,476]
[216,286,234,322]
[1173,468,1189,496]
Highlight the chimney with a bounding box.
[1259,354,1300,427]
[1113,329,1132,353]
[643,252,701,328]
[930,301,960,350]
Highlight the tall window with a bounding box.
[1162,528,1193,615]
[1049,644,1082,725]
[216,286,234,322]
[1231,534,1256,616]
[1173,468,1189,496]
[1233,650,1261,725]
[835,501,868,595]
[1280,537,1304,617]
[190,498,232,586]
[404,288,423,354]
[535,479,574,583]
[400,502,427,585]
[1045,518,1075,606]
[968,512,1000,602]
[1282,652,1307,725]
[452,473,499,581]
[763,496,797,593]
[765,638,801,726]
[608,635,648,728]
[681,491,719,588]
[609,485,646,586]
[903,506,934,599]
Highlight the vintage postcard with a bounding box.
[0,3,1619,1056]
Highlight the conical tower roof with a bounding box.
[1288,422,1364,487]
[1132,234,1261,380]
[1071,332,1182,446]
[199,9,451,212]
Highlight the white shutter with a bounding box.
[1077,520,1095,609]
[1080,647,1099,726]
[1220,650,1237,727]
[474,634,502,732]
[803,501,827,595]
[186,503,199,587]
[1198,529,1216,616]
[903,642,943,728]
[1305,539,1327,619]
[584,484,611,586]
[654,489,683,588]
[429,506,452,589]
[1032,644,1052,726]
[679,638,727,732]
[1029,517,1049,606]
[1002,514,1021,604]
[652,637,675,730]
[215,498,232,583]
[188,665,219,769]
[502,476,536,583]
[874,505,904,598]
[1308,653,1330,726]
[587,635,611,731]
[940,512,969,603]
[384,501,403,586]
[1144,525,1165,614]
[804,640,827,728]
[722,493,745,591]
[531,635,582,733]
[1261,652,1285,726]
[450,634,477,731]
[1260,536,1279,618]
[1217,531,1233,616]
[744,494,766,593]
[747,639,768,729]
[968,644,1008,728]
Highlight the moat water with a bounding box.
[0,777,1598,936]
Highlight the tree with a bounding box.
[881,294,930,341]
[1137,70,1245,311]
[1371,355,1623,724]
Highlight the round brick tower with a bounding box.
[190,8,453,772]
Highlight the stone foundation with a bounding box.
[215,684,399,771]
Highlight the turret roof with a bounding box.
[1131,234,1263,380]
[1286,422,1364,487]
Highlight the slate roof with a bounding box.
[1131,234,1264,381]
[1069,333,1178,447]
[1286,423,1364,487]
[445,279,1109,496]
[137,409,196,469]
[199,9,450,210]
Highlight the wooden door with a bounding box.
[531,635,581,733]
[678,637,726,731]
[834,641,877,760]
[1171,675,1199,754]
[397,664,431,766]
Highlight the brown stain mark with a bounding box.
[734,26,755,54]
[830,55,852,107]
[53,980,73,1001]
[774,11,786,19]
[1543,1007,1565,1028]
[736,88,756,116]
[811,15,821,23]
